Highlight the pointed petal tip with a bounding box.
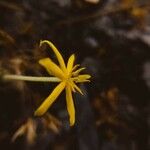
[82,74,91,80]
[67,54,76,73]
[39,40,49,47]
[80,91,84,95]
[72,64,80,72]
[38,58,49,65]
[39,40,43,47]
[69,111,75,126]
[66,86,75,126]
[39,40,48,45]
[38,59,43,65]
[68,54,75,64]
[85,74,91,79]
[71,54,75,59]
[70,120,75,126]
[34,109,43,116]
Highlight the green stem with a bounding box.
[3,74,61,82]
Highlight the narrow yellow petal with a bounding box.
[78,74,91,80]
[76,79,90,83]
[72,67,85,76]
[34,82,66,116]
[74,74,91,82]
[67,54,75,74]
[40,40,67,72]
[72,64,80,72]
[72,74,91,83]
[39,58,65,79]
[73,83,83,95]
[69,80,76,92]
[66,85,75,126]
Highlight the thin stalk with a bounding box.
[3,74,61,82]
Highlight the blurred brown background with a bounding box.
[0,0,150,150]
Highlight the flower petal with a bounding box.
[78,74,91,80]
[34,82,66,116]
[68,80,76,92]
[67,54,75,74]
[76,79,90,83]
[73,74,91,82]
[72,67,85,76]
[66,85,75,126]
[39,58,65,79]
[73,83,83,95]
[72,64,80,72]
[40,40,67,72]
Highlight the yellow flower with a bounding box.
[34,40,91,126]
